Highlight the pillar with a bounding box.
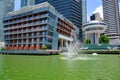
[62,39,63,48]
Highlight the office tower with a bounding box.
[90,13,103,22]
[82,0,87,24]
[31,0,86,39]
[3,2,77,50]
[21,0,34,7]
[0,0,15,42]
[102,0,120,41]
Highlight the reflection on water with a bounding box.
[61,56,96,60]
[0,54,119,80]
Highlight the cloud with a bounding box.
[87,16,90,21]
[92,6,103,19]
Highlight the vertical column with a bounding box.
[95,33,99,44]
[62,39,63,49]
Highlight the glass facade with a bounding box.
[21,0,35,7]
[21,0,28,7]
[0,0,15,42]
[34,0,84,39]
[82,0,87,24]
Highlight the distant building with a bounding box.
[90,13,103,22]
[21,0,87,40]
[83,20,107,44]
[102,0,120,44]
[0,0,15,42]
[3,2,78,50]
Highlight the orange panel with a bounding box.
[24,45,29,50]
[36,45,41,50]
[6,46,10,50]
[30,45,35,50]
[18,45,24,50]
[14,46,17,50]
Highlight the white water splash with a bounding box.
[62,40,82,58]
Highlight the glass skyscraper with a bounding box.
[0,0,15,42]
[21,0,87,39]
[82,0,87,25]
[21,0,35,7]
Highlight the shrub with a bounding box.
[0,47,6,50]
[85,39,91,44]
[99,35,109,43]
[42,45,47,50]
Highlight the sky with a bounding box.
[87,0,102,16]
[14,0,103,20]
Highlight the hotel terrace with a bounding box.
[3,2,78,51]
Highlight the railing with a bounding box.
[3,14,49,26]
[4,28,49,35]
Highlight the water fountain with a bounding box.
[60,31,96,60]
[61,38,96,60]
[63,40,82,58]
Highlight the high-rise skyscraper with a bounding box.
[82,0,87,25]
[21,0,87,39]
[102,0,120,41]
[21,0,34,7]
[0,0,15,42]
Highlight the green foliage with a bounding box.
[81,50,119,54]
[42,45,47,50]
[85,39,91,44]
[0,47,6,50]
[99,35,110,43]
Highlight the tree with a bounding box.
[0,47,6,50]
[99,35,109,43]
[42,45,47,50]
[85,39,91,44]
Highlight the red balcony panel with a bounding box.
[24,45,29,50]
[30,45,35,50]
[36,45,41,50]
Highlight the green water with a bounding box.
[0,54,120,80]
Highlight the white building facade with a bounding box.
[83,21,107,44]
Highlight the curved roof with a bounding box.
[83,20,107,27]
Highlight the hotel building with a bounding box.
[3,2,77,50]
[21,0,87,39]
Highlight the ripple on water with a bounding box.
[60,57,96,60]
